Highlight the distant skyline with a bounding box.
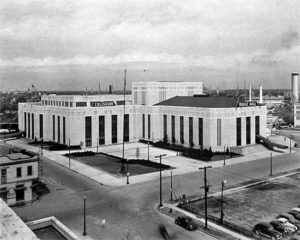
[0,0,299,91]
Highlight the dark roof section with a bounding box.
[154,96,239,108]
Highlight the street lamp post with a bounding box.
[155,154,167,208]
[68,138,71,168]
[270,152,273,176]
[170,169,173,201]
[199,166,212,230]
[97,137,99,154]
[121,69,127,173]
[126,159,130,184]
[148,141,150,161]
[220,180,227,224]
[223,146,226,166]
[83,195,87,236]
[289,135,292,153]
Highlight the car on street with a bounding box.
[292,208,300,213]
[276,218,298,232]
[253,223,283,240]
[289,211,300,221]
[175,216,198,231]
[276,214,300,229]
[270,220,294,235]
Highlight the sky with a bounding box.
[0,0,299,91]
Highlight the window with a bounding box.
[57,116,60,143]
[85,116,92,146]
[217,118,222,146]
[16,167,22,178]
[246,117,251,144]
[99,116,105,145]
[53,115,55,141]
[28,113,30,138]
[189,117,193,146]
[142,114,145,138]
[70,102,73,107]
[148,114,151,139]
[236,117,241,146]
[63,117,66,144]
[112,115,118,143]
[76,102,87,107]
[39,114,43,139]
[255,116,260,137]
[1,169,7,184]
[180,116,184,144]
[27,166,32,176]
[24,112,27,138]
[31,113,34,139]
[171,116,175,143]
[199,118,203,147]
[124,114,129,142]
[163,115,167,141]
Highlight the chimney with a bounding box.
[259,85,263,104]
[292,72,299,103]
[249,83,252,102]
[109,85,113,94]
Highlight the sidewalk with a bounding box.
[6,137,294,187]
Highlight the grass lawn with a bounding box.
[181,173,300,233]
[71,153,163,176]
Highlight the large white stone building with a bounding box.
[18,81,266,151]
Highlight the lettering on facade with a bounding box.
[116,100,125,105]
[238,102,257,107]
[90,101,116,107]
[76,102,87,107]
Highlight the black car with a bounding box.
[276,213,300,229]
[253,223,282,240]
[175,216,197,231]
[289,211,300,221]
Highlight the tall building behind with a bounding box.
[132,81,203,106]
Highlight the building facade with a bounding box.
[0,152,39,206]
[18,82,267,150]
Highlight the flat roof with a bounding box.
[0,153,37,166]
[154,96,241,108]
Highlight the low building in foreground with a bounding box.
[18,81,267,151]
[0,151,38,206]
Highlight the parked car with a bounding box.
[289,211,300,220]
[276,213,300,229]
[276,218,298,232]
[270,220,294,235]
[253,223,283,240]
[175,216,197,231]
[292,208,300,213]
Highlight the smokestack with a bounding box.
[249,83,252,102]
[259,85,263,104]
[109,84,113,94]
[292,72,299,103]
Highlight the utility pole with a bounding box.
[170,169,173,201]
[155,154,167,208]
[97,137,99,154]
[220,180,227,224]
[199,166,212,230]
[83,195,87,236]
[68,138,71,168]
[148,141,150,161]
[223,146,226,166]
[121,70,127,173]
[270,152,273,176]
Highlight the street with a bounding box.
[13,149,300,240]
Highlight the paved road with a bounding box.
[13,149,300,240]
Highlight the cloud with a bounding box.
[280,30,299,49]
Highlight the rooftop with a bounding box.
[0,152,37,165]
[154,96,241,108]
